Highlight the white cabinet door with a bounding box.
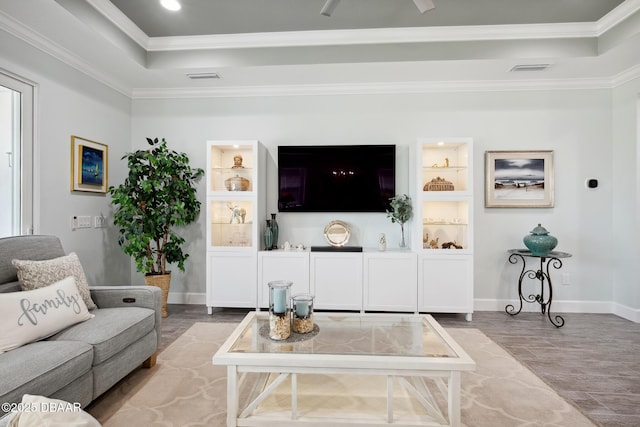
[257,251,310,309]
[206,253,257,311]
[310,253,363,311]
[418,254,473,317]
[363,251,417,312]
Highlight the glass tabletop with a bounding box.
[228,312,456,358]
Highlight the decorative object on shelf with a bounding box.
[442,241,463,249]
[70,135,108,193]
[523,223,558,257]
[424,177,454,191]
[323,220,351,247]
[224,153,250,191]
[283,241,291,251]
[423,232,429,248]
[232,153,244,168]
[268,280,292,340]
[485,150,554,208]
[431,157,449,168]
[108,137,204,318]
[270,213,279,249]
[378,233,387,251]
[429,237,440,249]
[263,219,274,250]
[224,174,250,191]
[386,194,413,248]
[228,202,246,223]
[292,294,314,334]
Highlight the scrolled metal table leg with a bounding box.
[505,253,526,316]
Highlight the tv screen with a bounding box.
[278,145,396,212]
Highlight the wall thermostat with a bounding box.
[586,178,598,189]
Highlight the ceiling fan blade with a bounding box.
[413,0,435,14]
[321,0,341,16]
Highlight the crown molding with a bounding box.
[611,62,640,86]
[597,0,640,34]
[146,23,598,52]
[0,10,131,97]
[131,77,615,100]
[86,0,149,48]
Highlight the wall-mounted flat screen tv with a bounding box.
[278,145,396,212]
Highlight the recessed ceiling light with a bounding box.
[160,0,181,12]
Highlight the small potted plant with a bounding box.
[386,194,413,248]
[109,137,204,317]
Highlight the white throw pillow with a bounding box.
[0,276,94,354]
[6,394,101,427]
[12,252,97,310]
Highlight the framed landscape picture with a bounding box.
[485,150,554,208]
[70,136,108,193]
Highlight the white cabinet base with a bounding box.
[363,251,417,312]
[311,252,363,311]
[418,254,473,320]
[206,252,257,310]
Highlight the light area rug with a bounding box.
[87,322,596,427]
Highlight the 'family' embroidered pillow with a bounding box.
[0,276,94,354]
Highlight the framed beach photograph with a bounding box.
[485,150,554,208]
[70,136,108,193]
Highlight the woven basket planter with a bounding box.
[144,272,171,318]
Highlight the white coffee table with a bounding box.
[213,311,475,427]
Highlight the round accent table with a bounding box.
[505,249,572,327]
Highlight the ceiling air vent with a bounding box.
[186,73,221,80]
[509,64,551,72]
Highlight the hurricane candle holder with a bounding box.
[268,280,292,340]
[292,294,314,334]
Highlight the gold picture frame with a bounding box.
[70,135,108,193]
[485,150,554,208]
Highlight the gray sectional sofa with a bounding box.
[0,235,161,418]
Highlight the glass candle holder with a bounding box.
[292,294,314,334]
[268,280,292,340]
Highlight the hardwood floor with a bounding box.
[161,305,640,427]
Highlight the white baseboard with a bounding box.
[166,293,640,323]
[612,303,640,323]
[167,292,206,305]
[474,298,613,313]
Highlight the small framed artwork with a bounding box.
[485,150,554,208]
[70,136,108,193]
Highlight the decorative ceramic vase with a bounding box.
[523,223,558,257]
[378,233,387,251]
[270,213,279,249]
[264,220,274,251]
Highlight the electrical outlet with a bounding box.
[94,215,106,228]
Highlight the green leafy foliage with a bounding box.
[386,194,413,225]
[108,137,204,275]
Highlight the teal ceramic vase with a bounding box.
[270,213,279,249]
[523,223,557,257]
[264,220,274,251]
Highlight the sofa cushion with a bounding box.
[0,340,93,407]
[0,236,65,286]
[0,277,94,354]
[11,253,97,310]
[49,307,155,365]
